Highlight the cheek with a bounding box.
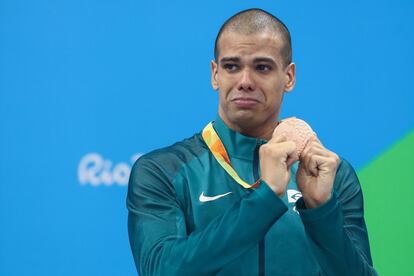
[264,83,285,105]
[218,77,236,97]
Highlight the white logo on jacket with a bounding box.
[199,192,233,202]
[287,189,302,203]
[287,189,302,214]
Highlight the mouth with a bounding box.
[232,97,260,108]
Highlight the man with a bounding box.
[127,8,377,275]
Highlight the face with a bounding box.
[211,31,296,137]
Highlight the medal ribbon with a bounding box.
[202,122,261,189]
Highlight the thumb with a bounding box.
[269,134,287,144]
[297,158,312,177]
[286,155,297,168]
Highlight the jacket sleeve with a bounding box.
[296,158,377,276]
[127,156,288,276]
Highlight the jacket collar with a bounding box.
[212,115,267,161]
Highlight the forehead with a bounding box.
[217,31,284,61]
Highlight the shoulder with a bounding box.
[127,133,208,208]
[130,132,207,183]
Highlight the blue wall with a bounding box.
[1,1,413,275]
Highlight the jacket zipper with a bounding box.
[253,140,265,276]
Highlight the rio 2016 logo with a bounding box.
[78,153,143,186]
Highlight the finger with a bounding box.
[284,141,298,162]
[307,154,320,177]
[300,136,330,159]
[304,146,332,158]
[278,141,298,165]
[297,160,312,177]
[305,137,323,150]
[300,139,314,171]
[286,154,298,168]
[301,145,324,176]
[308,155,335,176]
[260,140,297,164]
[301,136,323,156]
[299,148,312,176]
[268,134,287,144]
[309,134,322,145]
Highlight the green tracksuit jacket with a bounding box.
[127,116,377,275]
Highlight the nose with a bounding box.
[237,69,256,92]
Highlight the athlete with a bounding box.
[127,8,377,275]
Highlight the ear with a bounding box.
[211,60,219,91]
[284,63,296,92]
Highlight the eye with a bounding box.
[223,63,239,72]
[256,64,272,72]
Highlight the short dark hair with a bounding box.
[214,8,292,67]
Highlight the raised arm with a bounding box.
[127,157,288,276]
[297,159,377,275]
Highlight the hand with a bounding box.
[296,137,340,208]
[259,135,298,197]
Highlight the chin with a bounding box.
[220,106,262,128]
[230,112,260,128]
[231,109,255,118]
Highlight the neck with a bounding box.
[220,115,278,141]
[237,124,276,141]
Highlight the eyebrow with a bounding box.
[219,56,277,67]
[220,57,241,63]
[253,57,277,66]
